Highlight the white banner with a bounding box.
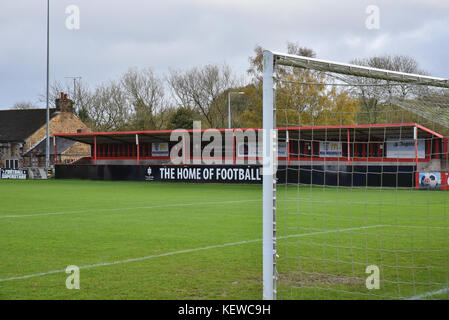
[152,142,169,157]
[386,139,425,158]
[319,141,342,157]
[237,142,262,157]
[278,141,288,158]
[0,169,27,179]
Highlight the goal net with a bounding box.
[262,51,449,300]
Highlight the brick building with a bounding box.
[0,93,91,170]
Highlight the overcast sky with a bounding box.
[0,0,448,109]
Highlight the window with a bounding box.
[5,159,19,169]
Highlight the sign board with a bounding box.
[278,142,288,158]
[319,142,342,157]
[237,142,262,157]
[386,139,425,159]
[145,165,262,183]
[417,172,449,190]
[151,142,169,157]
[418,172,441,190]
[0,168,27,179]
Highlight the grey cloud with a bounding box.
[0,0,448,108]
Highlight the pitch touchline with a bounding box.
[0,225,383,282]
[0,199,262,219]
[406,287,449,300]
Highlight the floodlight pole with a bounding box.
[45,0,50,169]
[262,50,276,300]
[227,91,244,129]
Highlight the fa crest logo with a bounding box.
[145,167,154,181]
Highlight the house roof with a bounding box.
[0,108,57,142]
[22,136,77,157]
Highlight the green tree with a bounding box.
[241,42,358,128]
[166,107,198,130]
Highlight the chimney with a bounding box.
[55,92,74,113]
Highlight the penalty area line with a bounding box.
[0,199,262,219]
[406,287,449,300]
[0,224,384,283]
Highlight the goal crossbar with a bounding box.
[271,51,449,88]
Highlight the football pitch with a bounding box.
[0,179,448,300]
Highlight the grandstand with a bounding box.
[54,123,446,188]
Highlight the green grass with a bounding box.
[276,185,449,299]
[0,179,448,299]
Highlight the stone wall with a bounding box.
[60,142,92,164]
[0,142,24,168]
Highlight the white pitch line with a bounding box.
[0,199,261,219]
[407,287,449,300]
[0,225,383,282]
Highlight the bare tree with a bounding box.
[39,79,93,122]
[348,54,429,123]
[88,81,130,131]
[40,69,168,131]
[121,67,166,130]
[68,79,95,123]
[13,101,38,109]
[39,80,67,108]
[167,64,239,128]
[287,42,316,58]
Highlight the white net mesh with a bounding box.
[269,53,449,300]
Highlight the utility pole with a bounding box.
[45,0,50,169]
[227,91,245,129]
[65,76,82,109]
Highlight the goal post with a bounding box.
[262,50,276,300]
[262,50,449,300]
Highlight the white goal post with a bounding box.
[262,50,449,300]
